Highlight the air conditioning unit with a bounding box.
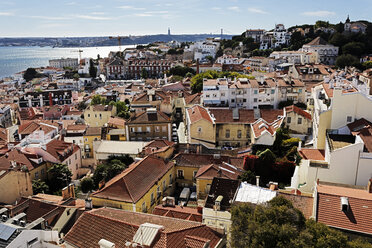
[1,215,7,221]
[20,220,26,227]
[168,184,173,188]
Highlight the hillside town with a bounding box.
[0,16,372,248]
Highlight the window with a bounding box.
[151,193,154,205]
[87,114,90,118]
[69,159,71,165]
[99,113,102,119]
[177,170,184,178]
[271,89,275,94]
[298,118,302,124]
[254,90,258,94]
[35,172,39,179]
[243,99,246,102]
[225,129,230,138]
[254,98,257,103]
[130,127,135,132]
[197,127,202,133]
[75,154,77,160]
[142,202,146,212]
[237,130,242,138]
[155,126,160,132]
[221,93,225,97]
[95,114,97,118]
[162,126,166,132]
[287,117,291,124]
[347,116,352,122]
[163,180,166,192]
[169,174,173,184]
[206,94,210,98]
[157,186,161,198]
[231,99,235,103]
[146,126,151,132]
[193,170,198,179]
[299,89,302,93]
[85,138,88,142]
[41,169,45,175]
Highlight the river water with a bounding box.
[0,45,136,79]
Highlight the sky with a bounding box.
[0,0,371,37]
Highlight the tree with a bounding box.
[362,61,372,69]
[80,177,94,193]
[336,54,359,68]
[77,101,87,111]
[140,68,148,79]
[47,163,72,193]
[92,155,133,188]
[109,101,130,119]
[23,68,37,82]
[91,95,105,105]
[342,42,366,57]
[168,66,195,77]
[230,196,372,248]
[239,170,256,184]
[89,59,97,78]
[32,179,49,194]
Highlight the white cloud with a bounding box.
[118,5,145,10]
[65,2,77,5]
[29,15,70,20]
[75,15,112,20]
[228,6,240,12]
[133,13,153,17]
[91,12,105,15]
[212,7,221,10]
[145,11,169,14]
[0,12,13,16]
[39,23,70,28]
[302,10,335,17]
[247,8,268,14]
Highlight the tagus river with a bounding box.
[0,45,136,79]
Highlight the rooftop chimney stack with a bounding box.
[256,176,260,187]
[368,179,372,193]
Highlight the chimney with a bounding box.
[85,198,93,210]
[269,182,278,191]
[98,239,115,248]
[256,176,260,187]
[368,179,372,193]
[196,59,200,74]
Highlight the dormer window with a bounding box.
[341,197,349,212]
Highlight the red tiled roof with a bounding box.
[195,163,242,180]
[46,139,80,162]
[107,117,126,127]
[174,153,244,169]
[251,118,284,138]
[299,149,325,161]
[209,108,255,124]
[64,207,223,248]
[128,110,170,124]
[285,105,311,120]
[347,118,372,134]
[187,106,213,124]
[317,183,372,235]
[358,126,372,153]
[153,205,202,223]
[92,156,174,203]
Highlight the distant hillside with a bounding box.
[0,34,234,47]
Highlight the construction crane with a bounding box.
[71,49,83,61]
[109,36,126,54]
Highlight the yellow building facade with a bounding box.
[0,170,33,204]
[84,105,116,127]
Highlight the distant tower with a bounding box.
[168,27,171,36]
[221,28,223,39]
[344,15,351,32]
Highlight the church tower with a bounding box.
[344,15,351,32]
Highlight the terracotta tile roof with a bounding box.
[128,110,170,124]
[0,128,8,142]
[358,126,372,153]
[91,105,113,112]
[195,162,242,180]
[66,124,87,132]
[186,106,213,124]
[299,149,325,161]
[251,117,284,138]
[347,118,372,134]
[259,109,284,123]
[64,207,223,248]
[19,121,59,135]
[322,83,357,98]
[278,192,314,219]
[185,93,202,105]
[174,153,244,169]
[208,108,255,124]
[285,105,311,120]
[145,139,175,148]
[107,117,126,127]
[153,205,202,222]
[92,156,174,203]
[316,183,372,235]
[205,178,240,211]
[46,139,80,162]
[305,37,329,46]
[85,127,102,136]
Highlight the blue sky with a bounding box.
[0,0,371,37]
